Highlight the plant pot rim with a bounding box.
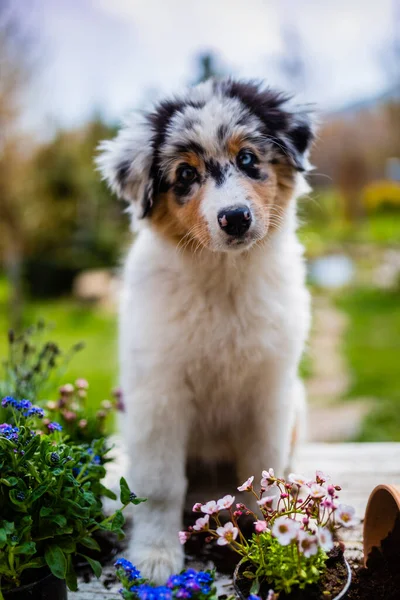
[233,554,352,600]
[363,483,400,565]
[2,569,65,596]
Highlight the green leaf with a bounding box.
[250,578,260,595]
[40,506,53,518]
[98,484,117,501]
[111,510,124,532]
[80,536,101,552]
[14,541,36,556]
[131,496,147,505]
[45,544,67,580]
[52,515,67,528]
[65,555,78,592]
[0,528,7,543]
[79,554,102,578]
[31,483,50,503]
[119,477,131,505]
[243,571,256,579]
[0,477,18,487]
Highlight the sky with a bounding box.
[18,0,398,136]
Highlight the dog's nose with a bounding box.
[218,206,252,236]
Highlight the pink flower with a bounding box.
[318,526,334,551]
[336,504,358,527]
[192,502,202,512]
[237,476,254,492]
[321,497,337,510]
[217,495,235,510]
[75,378,89,389]
[201,500,219,515]
[272,517,300,545]
[216,522,238,545]
[327,484,336,496]
[257,495,275,507]
[254,520,267,533]
[59,383,74,395]
[308,483,326,499]
[178,531,190,544]
[288,473,310,487]
[193,515,210,531]
[260,468,275,487]
[298,530,319,557]
[78,419,87,429]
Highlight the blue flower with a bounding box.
[200,586,211,595]
[26,406,45,418]
[249,595,262,600]
[166,575,183,589]
[136,585,172,600]
[194,572,212,585]
[115,558,141,582]
[0,423,20,440]
[2,396,16,408]
[47,422,63,432]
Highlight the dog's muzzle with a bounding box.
[217,206,252,237]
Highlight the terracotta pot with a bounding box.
[363,483,400,565]
[233,554,352,600]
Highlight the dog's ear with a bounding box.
[284,112,315,172]
[96,114,154,227]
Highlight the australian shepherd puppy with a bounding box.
[97,79,314,582]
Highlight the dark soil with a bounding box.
[234,546,349,600]
[348,515,400,600]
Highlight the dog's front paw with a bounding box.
[128,541,184,584]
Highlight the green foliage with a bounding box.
[0,405,142,592]
[243,532,327,595]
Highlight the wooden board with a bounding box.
[69,442,400,599]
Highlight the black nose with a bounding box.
[218,206,252,236]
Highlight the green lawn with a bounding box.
[0,282,117,416]
[336,286,400,441]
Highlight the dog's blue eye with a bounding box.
[177,165,197,184]
[237,150,257,169]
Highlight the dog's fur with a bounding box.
[97,79,314,583]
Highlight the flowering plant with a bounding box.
[180,470,357,596]
[44,379,122,444]
[115,559,217,600]
[0,397,145,596]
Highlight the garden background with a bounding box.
[1,0,399,442]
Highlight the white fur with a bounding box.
[118,197,310,582]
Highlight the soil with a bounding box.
[234,546,349,600]
[347,515,400,600]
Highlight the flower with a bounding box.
[178,531,190,544]
[217,494,235,510]
[201,500,219,514]
[59,383,74,395]
[78,419,88,428]
[193,515,210,531]
[62,410,77,422]
[257,495,276,507]
[316,470,330,483]
[272,516,300,545]
[75,378,89,389]
[237,476,254,491]
[26,406,45,418]
[249,595,262,600]
[336,504,358,527]
[288,473,309,487]
[114,558,141,581]
[216,521,239,545]
[254,520,267,533]
[308,483,326,499]
[0,424,19,440]
[298,530,319,557]
[47,421,63,432]
[318,526,334,551]
[261,468,275,487]
[192,502,202,512]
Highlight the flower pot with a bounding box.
[3,570,67,600]
[233,552,352,600]
[363,483,400,566]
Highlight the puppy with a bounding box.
[97,78,313,583]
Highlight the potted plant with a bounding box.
[0,396,145,599]
[114,559,217,600]
[180,470,355,599]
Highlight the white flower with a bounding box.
[254,520,267,533]
[201,500,219,515]
[288,473,310,487]
[298,530,319,557]
[178,531,189,544]
[316,470,330,483]
[261,468,275,487]
[216,521,239,545]
[271,517,300,545]
[336,504,358,527]
[318,526,334,551]
[193,515,210,531]
[237,476,254,492]
[257,495,276,508]
[217,495,235,510]
[309,483,327,499]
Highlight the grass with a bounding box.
[336,286,400,441]
[0,280,117,416]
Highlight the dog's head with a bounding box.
[97,79,314,252]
